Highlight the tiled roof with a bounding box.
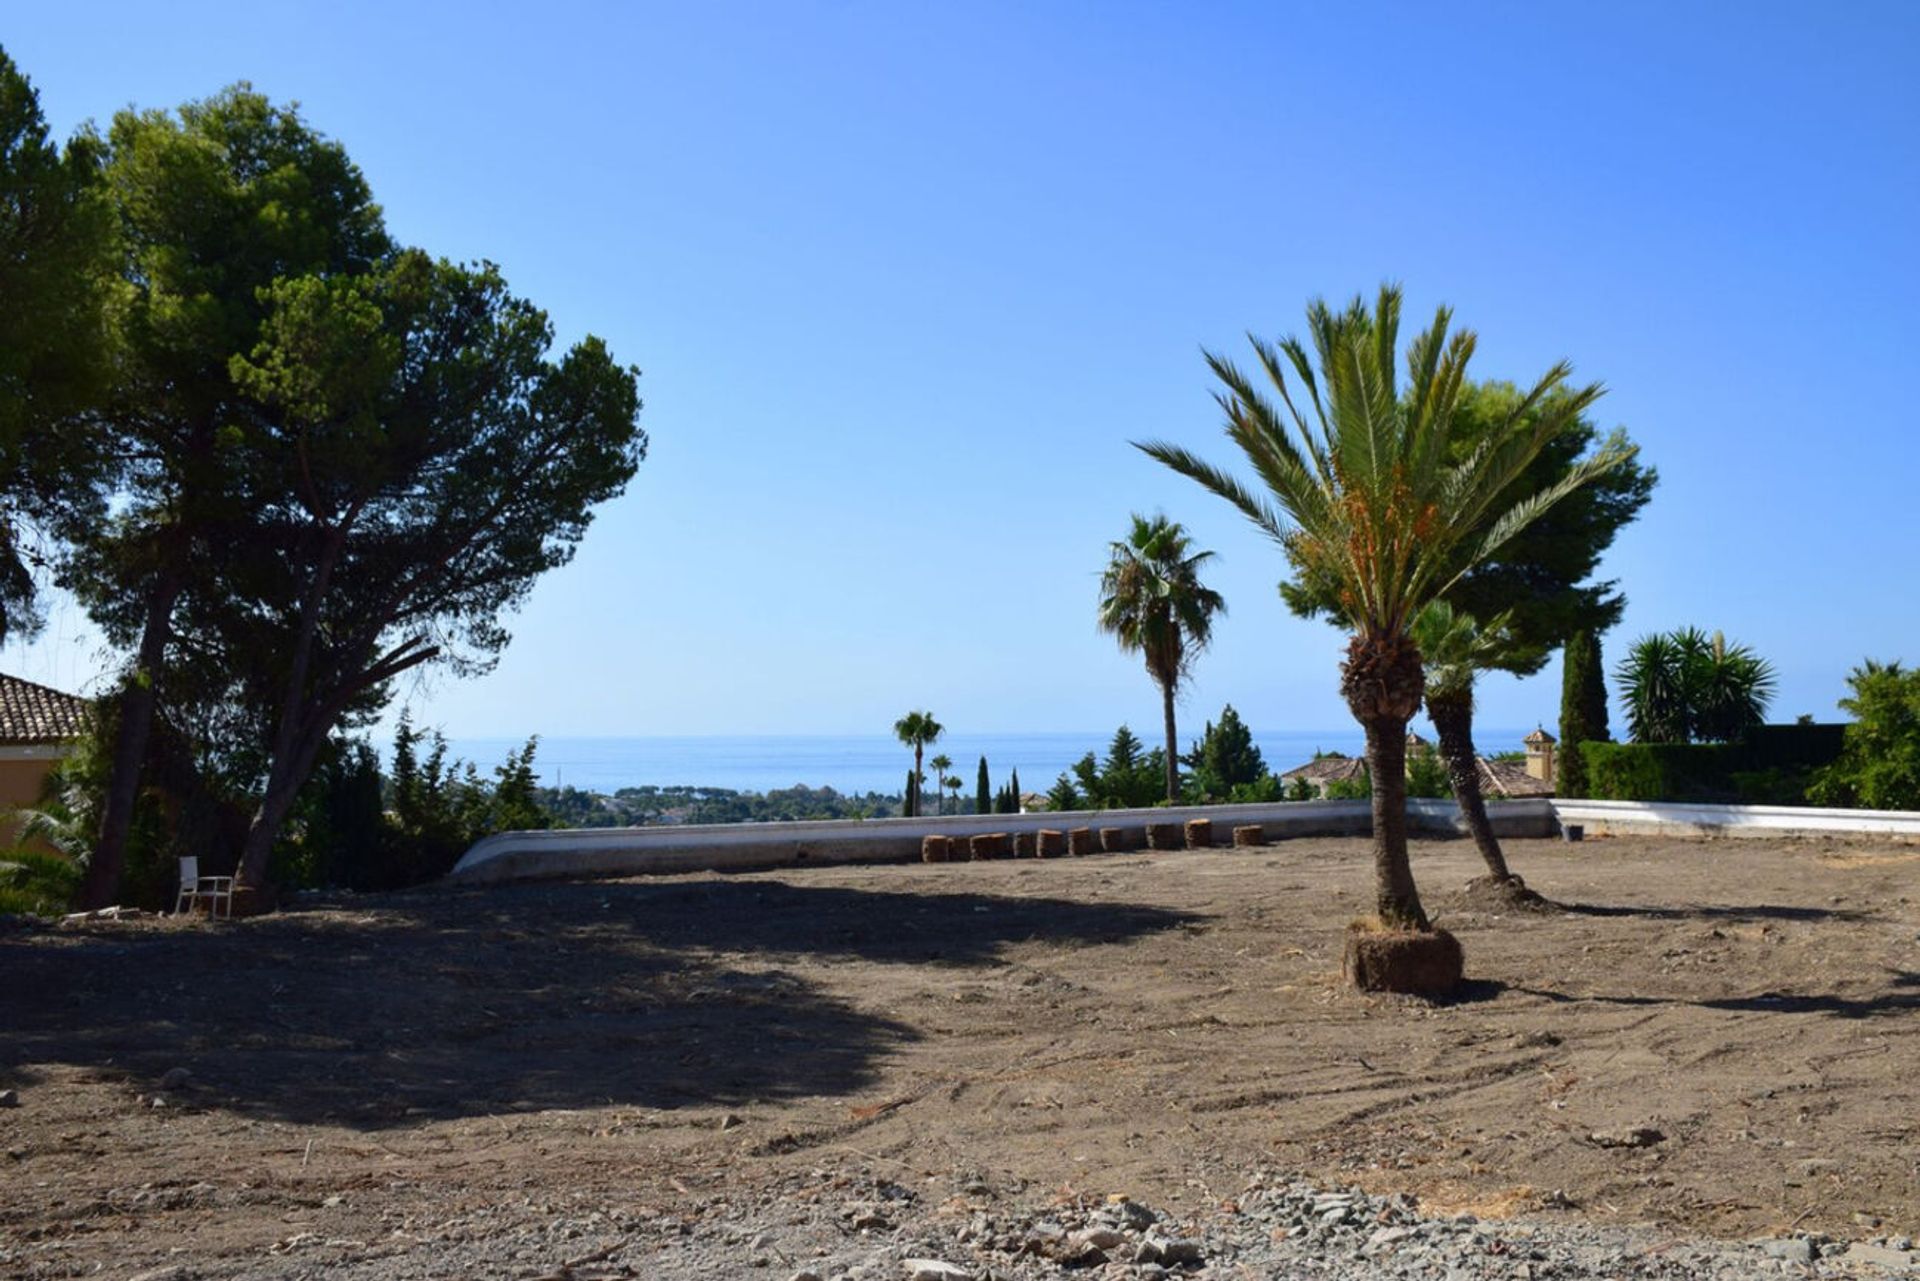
[1280,756,1369,784]
[0,673,90,745]
[1478,756,1555,798]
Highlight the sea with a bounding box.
[442,728,1534,796]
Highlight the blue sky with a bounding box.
[5,2,1917,746]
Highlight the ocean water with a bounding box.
[443,728,1534,796]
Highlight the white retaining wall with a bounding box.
[445,797,1557,885]
[1552,798,1920,840]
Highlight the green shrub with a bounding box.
[1406,749,1450,799]
[1810,660,1920,811]
[1324,771,1372,801]
[0,848,82,916]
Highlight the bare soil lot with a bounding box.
[4,834,1919,1275]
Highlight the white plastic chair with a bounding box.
[175,856,235,919]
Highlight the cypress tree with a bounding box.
[1010,768,1022,812]
[904,769,916,818]
[975,756,990,815]
[1558,630,1610,797]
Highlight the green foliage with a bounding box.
[0,848,81,916]
[1227,774,1283,804]
[1810,661,1920,811]
[1406,747,1451,799]
[1183,704,1266,800]
[537,781,899,827]
[0,48,116,643]
[1046,774,1081,811]
[1285,774,1317,802]
[1324,770,1373,801]
[1618,628,1777,744]
[1558,629,1609,796]
[975,756,990,816]
[1583,726,1843,804]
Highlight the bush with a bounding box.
[1810,660,1920,811]
[1582,726,1845,804]
[1325,770,1372,801]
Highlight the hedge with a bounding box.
[1579,724,1846,804]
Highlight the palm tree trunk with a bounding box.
[1362,716,1428,928]
[1428,689,1513,882]
[1160,681,1180,803]
[1342,630,1429,930]
[911,745,923,819]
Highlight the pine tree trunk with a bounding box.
[1341,630,1430,931]
[1160,681,1180,803]
[1429,689,1513,882]
[83,565,183,909]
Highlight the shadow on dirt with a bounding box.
[0,879,1198,1130]
[1504,969,1920,1020]
[1552,900,1872,924]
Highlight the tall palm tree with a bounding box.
[942,772,963,813]
[1141,286,1631,929]
[1411,601,1524,886]
[1097,514,1226,803]
[893,711,943,818]
[928,753,953,815]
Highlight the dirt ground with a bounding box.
[4,833,1919,1275]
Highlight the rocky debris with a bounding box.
[157,1066,193,1091]
[60,905,151,924]
[902,1260,971,1281]
[0,1089,17,1108]
[1587,1126,1667,1149]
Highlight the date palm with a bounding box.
[893,710,943,818]
[1141,286,1631,928]
[1097,514,1226,803]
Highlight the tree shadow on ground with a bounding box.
[1497,970,1920,1020]
[0,880,1197,1131]
[1550,900,1872,924]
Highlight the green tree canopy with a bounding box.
[0,47,117,642]
[1810,660,1920,812]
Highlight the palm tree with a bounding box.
[942,773,963,813]
[1619,627,1775,744]
[1141,286,1631,929]
[1098,514,1226,803]
[893,711,943,818]
[928,753,953,815]
[1411,601,1525,887]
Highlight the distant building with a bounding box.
[0,673,90,842]
[1279,727,1558,799]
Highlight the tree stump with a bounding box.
[1098,827,1132,853]
[1036,829,1065,857]
[1013,830,1038,858]
[921,835,952,864]
[1145,821,1185,850]
[1184,818,1214,849]
[1342,921,1464,995]
[969,832,1010,861]
[1231,824,1265,848]
[1067,827,1096,856]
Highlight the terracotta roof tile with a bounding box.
[0,674,90,745]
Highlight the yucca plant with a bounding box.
[1141,286,1632,929]
[1619,627,1776,743]
[1097,514,1227,803]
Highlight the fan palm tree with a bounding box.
[1097,514,1226,803]
[928,753,953,815]
[1411,600,1527,886]
[1140,286,1631,929]
[942,772,963,813]
[893,710,943,818]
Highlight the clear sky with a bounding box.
[5,2,1917,745]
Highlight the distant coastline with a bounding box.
[439,729,1536,796]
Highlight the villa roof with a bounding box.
[1524,726,1557,746]
[1478,756,1555,798]
[1279,755,1368,784]
[0,673,89,746]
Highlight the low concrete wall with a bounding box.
[447,795,1920,888]
[446,797,1560,886]
[1551,798,1920,840]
